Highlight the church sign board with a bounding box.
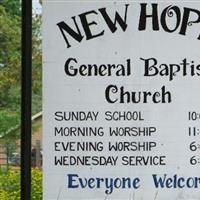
[43,1,200,199]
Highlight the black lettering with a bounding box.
[99,4,129,33]
[139,3,159,31]
[57,17,84,48]
[79,10,104,40]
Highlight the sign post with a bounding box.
[43,1,200,199]
[21,0,32,199]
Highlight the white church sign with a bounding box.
[43,1,200,199]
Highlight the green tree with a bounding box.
[0,4,21,108]
[0,0,20,17]
[0,0,42,135]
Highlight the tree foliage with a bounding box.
[0,0,20,17]
[0,169,42,200]
[0,4,21,108]
[0,0,42,136]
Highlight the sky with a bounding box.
[33,0,42,14]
